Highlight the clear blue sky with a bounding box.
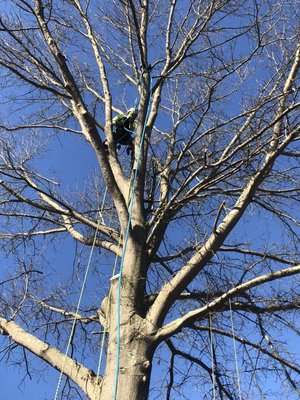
[1,1,300,399]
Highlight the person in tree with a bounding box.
[104,108,137,155]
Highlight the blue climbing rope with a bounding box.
[113,74,153,400]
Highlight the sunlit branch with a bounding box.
[155,264,300,339]
[0,317,101,398]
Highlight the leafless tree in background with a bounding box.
[0,1,300,399]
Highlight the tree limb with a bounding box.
[155,264,300,339]
[0,317,101,398]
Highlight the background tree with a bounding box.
[0,1,300,399]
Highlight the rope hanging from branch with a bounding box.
[229,299,243,400]
[53,187,108,400]
[113,73,153,400]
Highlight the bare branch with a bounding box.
[156,264,300,339]
[0,317,101,398]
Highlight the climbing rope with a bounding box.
[53,187,107,400]
[55,76,152,400]
[229,299,242,400]
[113,75,153,400]
[95,240,121,377]
[94,165,137,398]
[95,160,140,384]
[209,313,217,400]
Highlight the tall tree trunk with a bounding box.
[97,275,154,400]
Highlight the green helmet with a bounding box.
[127,108,137,118]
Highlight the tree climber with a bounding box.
[104,108,137,156]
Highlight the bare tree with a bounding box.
[0,1,300,399]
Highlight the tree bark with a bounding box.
[99,333,153,400]
[98,276,154,400]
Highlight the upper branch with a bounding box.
[155,264,300,340]
[270,42,300,150]
[33,0,130,231]
[0,172,121,246]
[147,39,300,326]
[148,129,297,327]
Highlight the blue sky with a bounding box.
[1,1,300,399]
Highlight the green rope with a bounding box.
[94,169,136,396]
[53,187,107,400]
[95,245,120,377]
[113,74,153,400]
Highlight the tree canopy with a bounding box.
[0,1,300,399]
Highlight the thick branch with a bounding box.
[34,0,130,231]
[155,264,300,339]
[148,132,294,327]
[0,318,101,398]
[0,178,120,245]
